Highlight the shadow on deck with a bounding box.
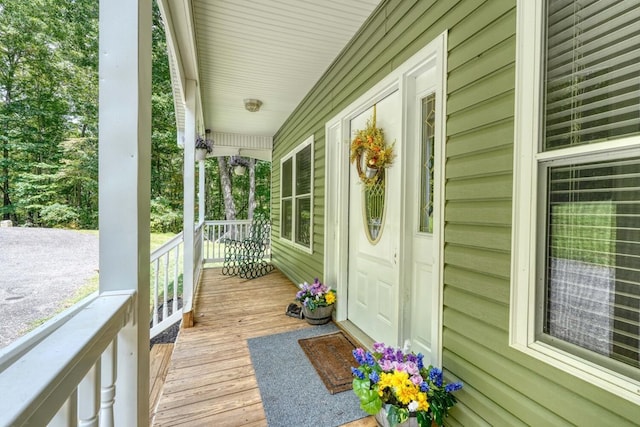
[151,267,376,427]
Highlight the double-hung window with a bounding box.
[512,0,640,401]
[280,135,313,252]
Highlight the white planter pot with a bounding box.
[195,148,207,161]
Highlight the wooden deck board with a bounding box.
[149,343,174,422]
[152,268,375,426]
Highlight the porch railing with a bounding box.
[0,219,264,425]
[0,291,136,426]
[150,231,184,339]
[202,219,268,263]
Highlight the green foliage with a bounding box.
[150,197,182,232]
[0,0,270,228]
[352,378,383,414]
[0,0,98,225]
[39,203,79,228]
[387,405,410,426]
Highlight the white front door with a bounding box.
[403,66,443,363]
[347,91,401,345]
[325,33,446,356]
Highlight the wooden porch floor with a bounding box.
[151,267,377,427]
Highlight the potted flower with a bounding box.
[350,106,395,188]
[295,278,337,325]
[351,343,463,427]
[195,134,213,161]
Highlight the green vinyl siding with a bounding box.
[271,0,640,424]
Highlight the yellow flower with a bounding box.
[417,392,430,411]
[390,371,409,389]
[378,372,393,395]
[325,291,336,305]
[395,379,419,405]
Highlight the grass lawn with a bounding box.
[29,231,181,331]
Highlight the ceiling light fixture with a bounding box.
[244,98,263,112]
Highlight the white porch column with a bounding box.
[98,0,151,425]
[182,79,197,327]
[198,161,205,224]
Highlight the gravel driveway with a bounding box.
[0,227,99,349]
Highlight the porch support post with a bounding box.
[182,79,197,327]
[98,0,151,425]
[198,161,205,224]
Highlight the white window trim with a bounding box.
[511,0,640,404]
[279,135,314,254]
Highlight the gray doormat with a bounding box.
[248,323,367,426]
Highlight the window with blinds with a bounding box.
[544,0,640,150]
[295,144,312,246]
[281,158,293,240]
[539,0,640,378]
[279,136,313,250]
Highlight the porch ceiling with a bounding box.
[159,0,381,158]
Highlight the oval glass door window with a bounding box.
[363,170,386,244]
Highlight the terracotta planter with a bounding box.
[302,305,334,325]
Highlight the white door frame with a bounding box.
[324,32,447,361]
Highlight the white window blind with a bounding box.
[539,0,640,380]
[543,156,640,375]
[295,144,312,246]
[281,158,293,240]
[544,0,640,150]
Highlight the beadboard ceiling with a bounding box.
[161,0,381,141]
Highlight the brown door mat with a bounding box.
[298,331,359,394]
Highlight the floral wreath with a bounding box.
[350,105,395,187]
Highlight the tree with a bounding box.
[218,156,237,220]
[0,0,99,226]
[149,2,182,232]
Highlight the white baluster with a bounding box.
[99,340,117,427]
[78,361,100,427]
[173,244,180,313]
[163,252,170,320]
[50,393,77,427]
[153,258,160,327]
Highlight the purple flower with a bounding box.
[351,367,365,380]
[379,359,394,371]
[395,362,408,373]
[373,342,386,353]
[445,382,463,393]
[420,382,430,393]
[410,374,423,385]
[369,371,380,384]
[405,361,419,376]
